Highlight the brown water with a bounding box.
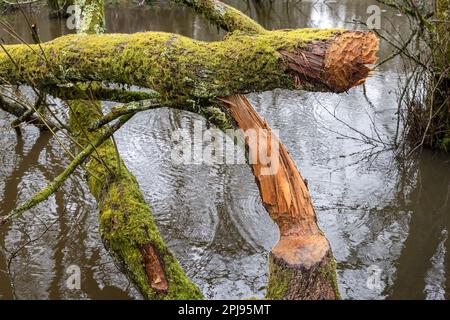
[0,0,449,300]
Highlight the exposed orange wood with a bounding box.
[141,243,169,293]
[281,31,379,93]
[220,95,329,267]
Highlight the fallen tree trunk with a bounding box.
[432,0,449,150]
[68,98,203,299]
[0,93,55,129]
[0,29,377,107]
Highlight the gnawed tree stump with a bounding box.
[221,95,339,299]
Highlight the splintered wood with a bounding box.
[220,95,330,268]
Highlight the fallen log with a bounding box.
[0,29,378,107]
[66,0,202,300]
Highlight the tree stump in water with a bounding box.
[221,95,339,299]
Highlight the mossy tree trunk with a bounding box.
[66,0,202,299]
[47,0,74,19]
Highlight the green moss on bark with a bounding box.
[69,99,202,300]
[0,29,341,108]
[265,256,293,300]
[174,0,266,34]
[97,171,203,300]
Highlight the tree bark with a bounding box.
[68,99,203,299]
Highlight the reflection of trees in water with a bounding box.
[0,131,52,299]
[0,128,97,298]
[318,145,449,299]
[388,152,450,299]
[350,150,450,299]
